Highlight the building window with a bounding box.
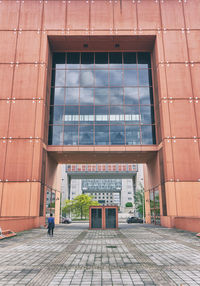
[49,52,155,146]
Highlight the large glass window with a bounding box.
[49,52,156,145]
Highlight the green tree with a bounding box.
[134,184,145,218]
[62,199,73,216]
[62,194,100,219]
[125,202,133,207]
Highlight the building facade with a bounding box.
[0,0,200,232]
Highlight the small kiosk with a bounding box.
[89,206,118,229]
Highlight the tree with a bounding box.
[62,194,100,219]
[125,202,133,207]
[62,199,73,216]
[134,184,145,218]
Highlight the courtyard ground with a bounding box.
[0,223,200,285]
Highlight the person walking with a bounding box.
[47,213,55,237]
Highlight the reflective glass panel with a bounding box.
[67,52,80,69]
[49,52,155,146]
[80,106,94,124]
[123,52,137,68]
[95,125,109,145]
[124,105,140,124]
[64,106,79,124]
[64,125,78,145]
[109,52,122,68]
[124,69,137,86]
[139,87,153,105]
[141,125,155,144]
[55,70,65,86]
[138,69,150,86]
[80,88,94,105]
[66,88,79,105]
[125,125,140,145]
[124,87,139,105]
[80,70,94,87]
[66,70,80,87]
[110,125,125,145]
[110,70,123,86]
[95,70,108,87]
[52,106,64,124]
[138,52,151,68]
[81,52,94,69]
[51,125,63,145]
[140,105,154,124]
[95,88,109,105]
[110,88,123,105]
[110,105,124,124]
[79,125,94,145]
[95,52,108,68]
[95,106,109,124]
[54,88,65,105]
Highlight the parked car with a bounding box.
[127,216,143,224]
[60,217,72,224]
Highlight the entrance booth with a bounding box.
[89,206,118,229]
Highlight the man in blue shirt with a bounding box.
[47,213,55,237]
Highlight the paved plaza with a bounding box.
[0,223,200,286]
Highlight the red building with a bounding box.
[0,0,199,232]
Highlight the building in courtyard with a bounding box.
[0,0,200,233]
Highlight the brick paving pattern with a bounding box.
[0,224,200,285]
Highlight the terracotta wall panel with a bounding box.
[16,31,40,63]
[160,0,184,29]
[8,100,36,138]
[113,1,137,30]
[0,1,19,30]
[39,34,49,64]
[13,65,38,99]
[0,101,10,138]
[91,1,113,30]
[194,101,200,137]
[137,0,160,30]
[163,31,188,62]
[175,182,200,217]
[37,65,47,99]
[43,1,65,30]
[1,182,31,216]
[159,101,171,138]
[29,182,40,216]
[0,183,3,211]
[4,140,34,181]
[32,141,42,181]
[172,139,200,181]
[191,65,200,99]
[166,64,192,99]
[154,35,165,64]
[0,32,17,63]
[19,1,43,30]
[187,31,200,62]
[183,0,200,29]
[165,182,177,216]
[169,100,197,138]
[0,141,7,180]
[156,65,167,99]
[35,101,45,139]
[163,140,174,181]
[67,1,89,30]
[0,65,14,99]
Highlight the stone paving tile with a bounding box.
[0,224,200,285]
